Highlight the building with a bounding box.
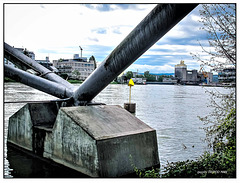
[35,57,58,72]
[53,54,95,80]
[175,61,187,82]
[163,77,177,84]
[130,77,147,84]
[175,60,213,84]
[218,67,236,83]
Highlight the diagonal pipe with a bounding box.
[5,64,73,99]
[73,4,198,105]
[4,42,75,90]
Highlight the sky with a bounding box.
[4,3,218,74]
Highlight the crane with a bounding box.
[199,65,208,84]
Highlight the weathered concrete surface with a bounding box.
[7,104,160,177]
[124,103,136,113]
[8,103,58,154]
[8,104,33,151]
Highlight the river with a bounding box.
[3,82,229,177]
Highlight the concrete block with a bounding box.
[7,103,160,177]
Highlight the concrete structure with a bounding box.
[175,61,187,82]
[8,103,160,177]
[175,61,213,84]
[53,55,95,80]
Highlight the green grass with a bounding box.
[67,79,83,84]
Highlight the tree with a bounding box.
[89,55,97,69]
[125,71,133,79]
[193,4,236,148]
[144,71,150,78]
[192,4,236,72]
[60,73,68,80]
[158,75,163,82]
[71,70,81,80]
[144,71,156,81]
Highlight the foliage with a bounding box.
[67,79,82,84]
[71,70,81,80]
[163,106,236,178]
[157,75,163,82]
[144,71,156,81]
[136,75,144,78]
[129,155,160,178]
[4,77,16,82]
[125,71,133,79]
[59,73,68,80]
[200,88,236,150]
[192,4,236,72]
[89,55,97,69]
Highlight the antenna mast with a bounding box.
[79,46,83,58]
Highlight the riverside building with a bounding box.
[175,60,213,85]
[218,68,236,84]
[53,54,95,80]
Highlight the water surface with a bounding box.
[4,83,228,177]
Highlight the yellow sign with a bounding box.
[128,79,134,86]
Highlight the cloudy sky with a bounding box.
[5,3,213,74]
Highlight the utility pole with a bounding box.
[79,46,83,58]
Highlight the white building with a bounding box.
[53,54,95,80]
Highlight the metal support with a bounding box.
[5,64,73,99]
[73,4,198,105]
[4,43,75,90]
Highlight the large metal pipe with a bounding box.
[5,64,73,99]
[73,4,198,105]
[4,42,75,90]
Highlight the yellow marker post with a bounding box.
[128,79,134,103]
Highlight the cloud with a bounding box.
[83,4,148,12]
[4,4,216,73]
[87,37,99,42]
[92,28,107,34]
[40,4,45,9]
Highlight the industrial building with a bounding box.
[175,61,213,85]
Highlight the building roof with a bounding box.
[175,60,187,68]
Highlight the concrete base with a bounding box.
[124,103,136,113]
[7,103,159,177]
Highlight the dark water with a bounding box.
[4,83,228,178]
